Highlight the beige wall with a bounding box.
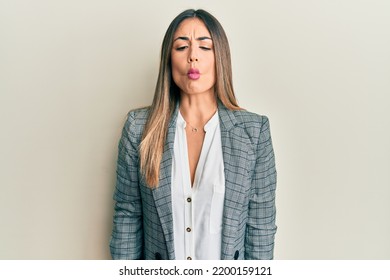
[1,0,389,259]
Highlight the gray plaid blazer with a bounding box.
[110,102,277,260]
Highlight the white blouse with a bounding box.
[172,110,226,260]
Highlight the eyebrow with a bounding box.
[173,36,212,42]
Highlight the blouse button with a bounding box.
[187,197,192,203]
[187,256,192,260]
[186,227,191,232]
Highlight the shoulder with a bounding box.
[127,107,150,124]
[124,107,150,130]
[232,109,270,132]
[218,103,272,141]
[226,109,273,149]
[121,107,151,145]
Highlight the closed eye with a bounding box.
[175,46,188,51]
[200,46,212,50]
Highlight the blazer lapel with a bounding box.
[218,103,252,260]
[151,104,179,260]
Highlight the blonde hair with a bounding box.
[140,9,240,188]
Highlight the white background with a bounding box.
[1,0,389,259]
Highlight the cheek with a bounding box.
[171,57,184,87]
[206,60,216,81]
[204,54,216,74]
[171,53,186,71]
[170,57,180,82]
[171,55,178,72]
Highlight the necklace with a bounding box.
[187,122,199,133]
[180,107,217,133]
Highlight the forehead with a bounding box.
[173,18,211,38]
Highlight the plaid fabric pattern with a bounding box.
[110,102,277,260]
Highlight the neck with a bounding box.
[179,92,217,128]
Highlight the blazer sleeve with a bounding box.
[245,116,277,260]
[109,111,144,259]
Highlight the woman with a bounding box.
[110,9,277,260]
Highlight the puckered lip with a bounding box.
[187,68,200,74]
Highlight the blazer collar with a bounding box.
[217,100,237,132]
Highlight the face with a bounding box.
[171,18,216,97]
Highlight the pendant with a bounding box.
[191,127,198,132]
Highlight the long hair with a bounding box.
[139,9,240,188]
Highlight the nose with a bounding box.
[188,47,199,63]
